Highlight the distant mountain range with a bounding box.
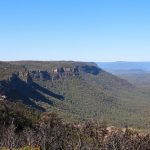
[1,61,150,128]
[97,62,150,74]
[97,62,150,90]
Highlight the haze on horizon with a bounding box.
[0,0,150,62]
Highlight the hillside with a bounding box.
[1,61,150,128]
[116,73,150,91]
[97,61,150,91]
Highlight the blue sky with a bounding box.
[0,0,150,61]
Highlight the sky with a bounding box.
[0,0,150,62]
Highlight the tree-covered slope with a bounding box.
[1,61,150,128]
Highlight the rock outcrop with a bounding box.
[6,65,101,82]
[29,71,51,81]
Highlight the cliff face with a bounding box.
[15,65,102,82]
[29,71,51,81]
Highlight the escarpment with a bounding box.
[9,65,102,82]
